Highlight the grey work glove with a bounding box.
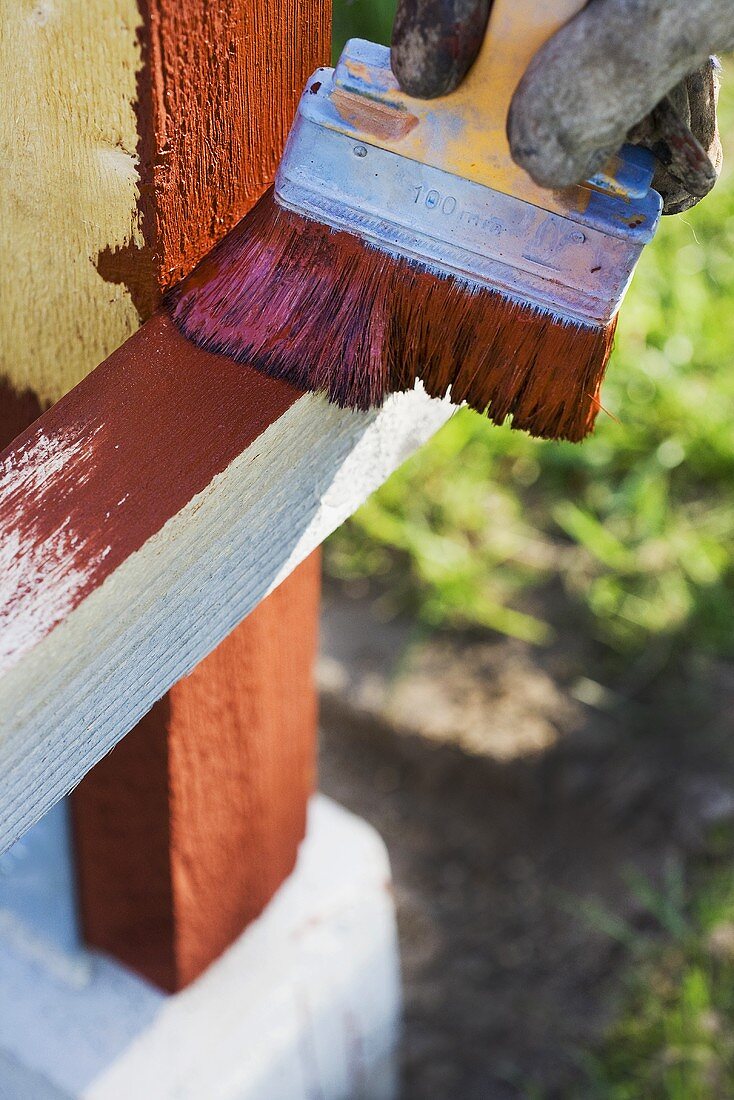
[391,0,733,213]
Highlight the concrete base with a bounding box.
[0,797,401,1100]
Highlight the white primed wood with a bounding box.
[0,388,452,852]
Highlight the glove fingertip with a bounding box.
[391,0,492,99]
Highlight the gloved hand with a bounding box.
[391,0,733,213]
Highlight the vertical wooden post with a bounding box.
[1,0,329,990]
[71,553,321,991]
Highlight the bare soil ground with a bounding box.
[317,581,734,1099]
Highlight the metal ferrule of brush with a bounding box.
[276,39,662,328]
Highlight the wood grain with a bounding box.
[0,0,146,408]
[143,0,331,288]
[0,0,330,409]
[0,314,300,674]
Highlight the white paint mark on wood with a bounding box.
[0,425,109,671]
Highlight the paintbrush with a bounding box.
[169,0,662,441]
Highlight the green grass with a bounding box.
[330,7,734,1091]
[332,0,395,58]
[572,859,734,1100]
[326,7,734,658]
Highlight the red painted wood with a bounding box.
[142,0,330,290]
[66,0,330,989]
[0,315,301,674]
[71,552,320,992]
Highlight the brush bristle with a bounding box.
[169,187,617,442]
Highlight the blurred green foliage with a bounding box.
[576,860,734,1099]
[332,0,395,59]
[327,2,734,658]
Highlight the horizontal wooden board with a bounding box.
[0,312,452,852]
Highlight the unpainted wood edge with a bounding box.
[0,388,452,852]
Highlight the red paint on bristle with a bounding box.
[169,187,617,442]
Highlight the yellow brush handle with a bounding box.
[457,0,586,122]
[333,0,590,213]
[453,0,584,172]
[412,0,588,203]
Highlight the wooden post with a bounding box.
[71,553,321,991]
[1,0,329,990]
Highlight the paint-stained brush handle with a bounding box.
[402,0,590,194]
[331,0,613,220]
[391,0,718,210]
